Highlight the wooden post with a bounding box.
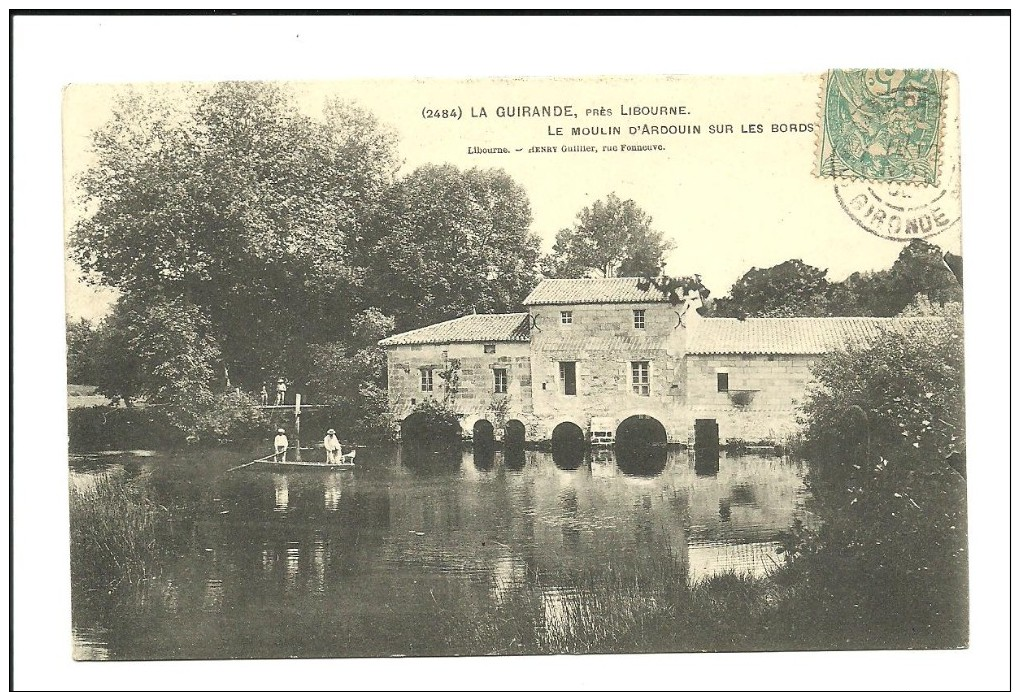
[294,393,302,462]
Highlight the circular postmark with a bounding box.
[833,159,961,241]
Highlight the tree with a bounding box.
[69,82,400,388]
[366,164,541,331]
[713,259,830,318]
[828,240,963,317]
[542,193,675,278]
[304,308,394,438]
[66,316,98,384]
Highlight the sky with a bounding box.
[62,72,962,321]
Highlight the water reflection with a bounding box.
[694,447,720,477]
[70,446,811,660]
[273,474,289,512]
[323,474,342,512]
[552,443,585,470]
[472,445,495,471]
[505,446,526,471]
[616,443,668,477]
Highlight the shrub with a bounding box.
[792,303,967,647]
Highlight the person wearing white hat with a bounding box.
[275,378,288,406]
[323,428,342,464]
[274,428,289,462]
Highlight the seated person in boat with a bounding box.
[274,428,289,462]
[324,428,343,464]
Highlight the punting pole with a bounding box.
[294,393,302,462]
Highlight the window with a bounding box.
[633,309,646,329]
[484,344,496,354]
[559,362,577,396]
[494,368,508,394]
[421,368,434,392]
[717,372,729,392]
[631,361,650,396]
[560,311,573,325]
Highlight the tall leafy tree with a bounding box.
[542,193,675,278]
[713,259,831,318]
[828,240,963,317]
[366,164,540,331]
[69,82,400,387]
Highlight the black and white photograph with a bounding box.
[11,13,1011,691]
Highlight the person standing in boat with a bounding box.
[274,428,289,462]
[324,428,343,464]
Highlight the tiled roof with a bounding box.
[533,334,673,352]
[686,317,938,355]
[379,313,530,347]
[523,278,671,306]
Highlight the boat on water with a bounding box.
[253,458,355,470]
[250,448,357,471]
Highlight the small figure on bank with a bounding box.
[324,428,343,464]
[260,384,269,406]
[275,378,287,406]
[274,428,289,462]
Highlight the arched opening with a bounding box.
[616,415,668,477]
[401,411,460,445]
[551,422,585,470]
[504,419,526,448]
[472,419,495,449]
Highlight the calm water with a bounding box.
[69,444,811,659]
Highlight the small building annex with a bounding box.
[379,277,928,446]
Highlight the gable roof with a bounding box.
[379,313,531,347]
[686,317,937,355]
[523,278,671,306]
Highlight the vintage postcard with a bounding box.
[63,71,966,662]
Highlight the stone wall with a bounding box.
[385,341,534,439]
[684,354,816,444]
[528,303,689,442]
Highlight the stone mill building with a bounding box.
[379,277,922,447]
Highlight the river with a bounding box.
[69,444,812,659]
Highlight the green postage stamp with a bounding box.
[818,69,946,185]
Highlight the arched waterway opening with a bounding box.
[551,422,585,470]
[504,419,526,448]
[472,419,495,448]
[615,415,668,477]
[401,411,460,445]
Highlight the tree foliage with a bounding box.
[304,308,395,438]
[790,303,967,646]
[66,316,99,384]
[70,82,401,387]
[543,193,675,279]
[714,240,963,318]
[366,164,540,331]
[713,259,831,318]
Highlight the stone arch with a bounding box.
[504,419,526,447]
[401,411,460,444]
[472,419,495,448]
[615,414,668,477]
[551,421,586,470]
